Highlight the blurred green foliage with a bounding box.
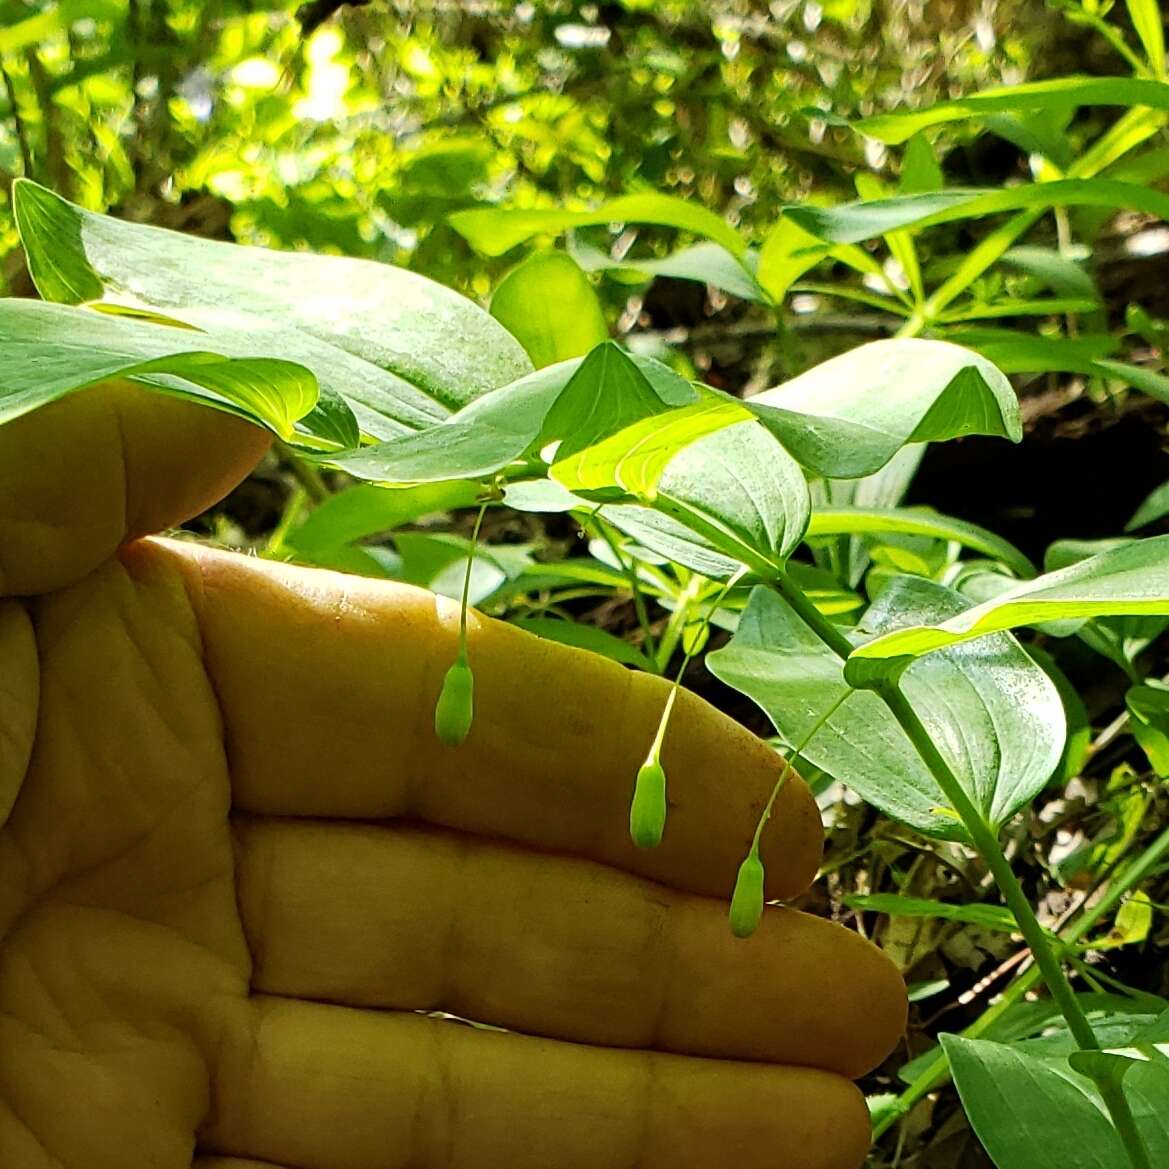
[1,0,1050,302]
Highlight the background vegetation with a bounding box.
[5,2,1169,1167]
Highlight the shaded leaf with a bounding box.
[708,576,1065,838]
[844,894,1019,933]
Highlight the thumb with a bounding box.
[0,380,270,596]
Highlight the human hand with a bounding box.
[0,384,905,1169]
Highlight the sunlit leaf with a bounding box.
[847,535,1169,679]
[14,179,529,443]
[0,298,317,439]
[450,192,747,258]
[490,251,608,368]
[854,77,1169,143]
[745,338,1020,478]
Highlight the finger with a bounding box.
[0,600,37,830]
[233,817,905,1078]
[194,1161,293,1169]
[205,996,872,1169]
[171,542,822,901]
[0,381,267,597]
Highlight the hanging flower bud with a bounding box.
[434,654,474,747]
[729,849,766,938]
[629,757,668,849]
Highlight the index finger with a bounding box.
[158,540,823,900]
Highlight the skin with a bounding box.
[0,383,907,1169]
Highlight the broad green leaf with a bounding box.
[571,240,766,303]
[600,421,811,581]
[847,535,1169,674]
[708,576,1065,838]
[854,77,1169,143]
[639,421,811,577]
[0,299,317,439]
[543,342,678,462]
[806,507,1036,578]
[449,193,747,259]
[597,506,744,580]
[285,481,481,562]
[757,218,831,303]
[813,444,925,587]
[1127,479,1169,530]
[745,338,1020,479]
[509,616,654,670]
[843,894,1019,933]
[782,179,1169,245]
[943,1036,1126,1169]
[954,329,1119,375]
[332,346,694,484]
[1127,0,1166,76]
[901,134,945,193]
[552,398,750,498]
[13,179,529,442]
[489,252,608,368]
[1126,684,1169,776]
[1001,246,1101,301]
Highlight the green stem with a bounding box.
[590,514,657,663]
[877,684,1101,1051]
[772,573,1153,1166]
[752,690,849,852]
[278,442,331,504]
[874,819,1169,1138]
[459,502,489,646]
[655,575,704,674]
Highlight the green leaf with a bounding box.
[708,576,1065,838]
[331,348,693,484]
[284,481,482,563]
[552,397,751,499]
[509,616,654,670]
[449,192,747,259]
[571,240,766,303]
[606,421,811,580]
[943,1036,1127,1169]
[843,894,1020,933]
[1127,684,1169,776]
[813,444,925,587]
[597,506,745,581]
[806,507,1036,578]
[847,535,1169,674]
[782,179,1169,244]
[490,252,608,369]
[901,134,945,193]
[1127,479,1169,530]
[757,218,831,303]
[1127,0,1166,76]
[854,77,1169,143]
[0,299,317,439]
[746,338,1020,479]
[1001,246,1101,301]
[13,179,529,442]
[542,342,678,462]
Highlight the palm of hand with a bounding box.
[0,388,904,1169]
